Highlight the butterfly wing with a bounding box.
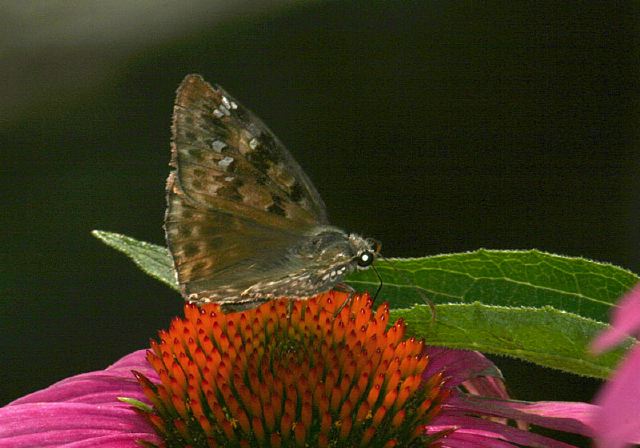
[166,74,328,302]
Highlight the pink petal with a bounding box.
[0,403,157,447]
[459,375,510,400]
[423,347,510,405]
[0,350,159,448]
[591,283,640,353]
[10,350,157,407]
[431,416,580,448]
[423,347,597,445]
[424,347,504,390]
[440,432,519,448]
[592,344,640,448]
[444,394,596,436]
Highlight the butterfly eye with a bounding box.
[357,250,375,268]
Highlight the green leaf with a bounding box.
[93,231,638,378]
[393,302,632,379]
[347,250,638,322]
[92,230,178,291]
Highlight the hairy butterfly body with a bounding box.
[165,74,379,311]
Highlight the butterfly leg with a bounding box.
[286,299,294,320]
[332,283,356,316]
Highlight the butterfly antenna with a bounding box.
[371,264,383,304]
[383,257,436,324]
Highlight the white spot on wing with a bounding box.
[218,156,234,171]
[212,140,227,152]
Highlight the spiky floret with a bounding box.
[135,291,450,447]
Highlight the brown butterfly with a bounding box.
[165,74,379,312]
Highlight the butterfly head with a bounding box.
[350,234,381,270]
[293,227,380,293]
[302,227,377,263]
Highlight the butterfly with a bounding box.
[165,74,380,312]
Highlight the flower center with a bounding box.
[135,291,450,447]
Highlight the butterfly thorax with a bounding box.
[239,227,377,298]
[286,225,375,283]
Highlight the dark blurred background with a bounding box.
[1,1,639,441]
